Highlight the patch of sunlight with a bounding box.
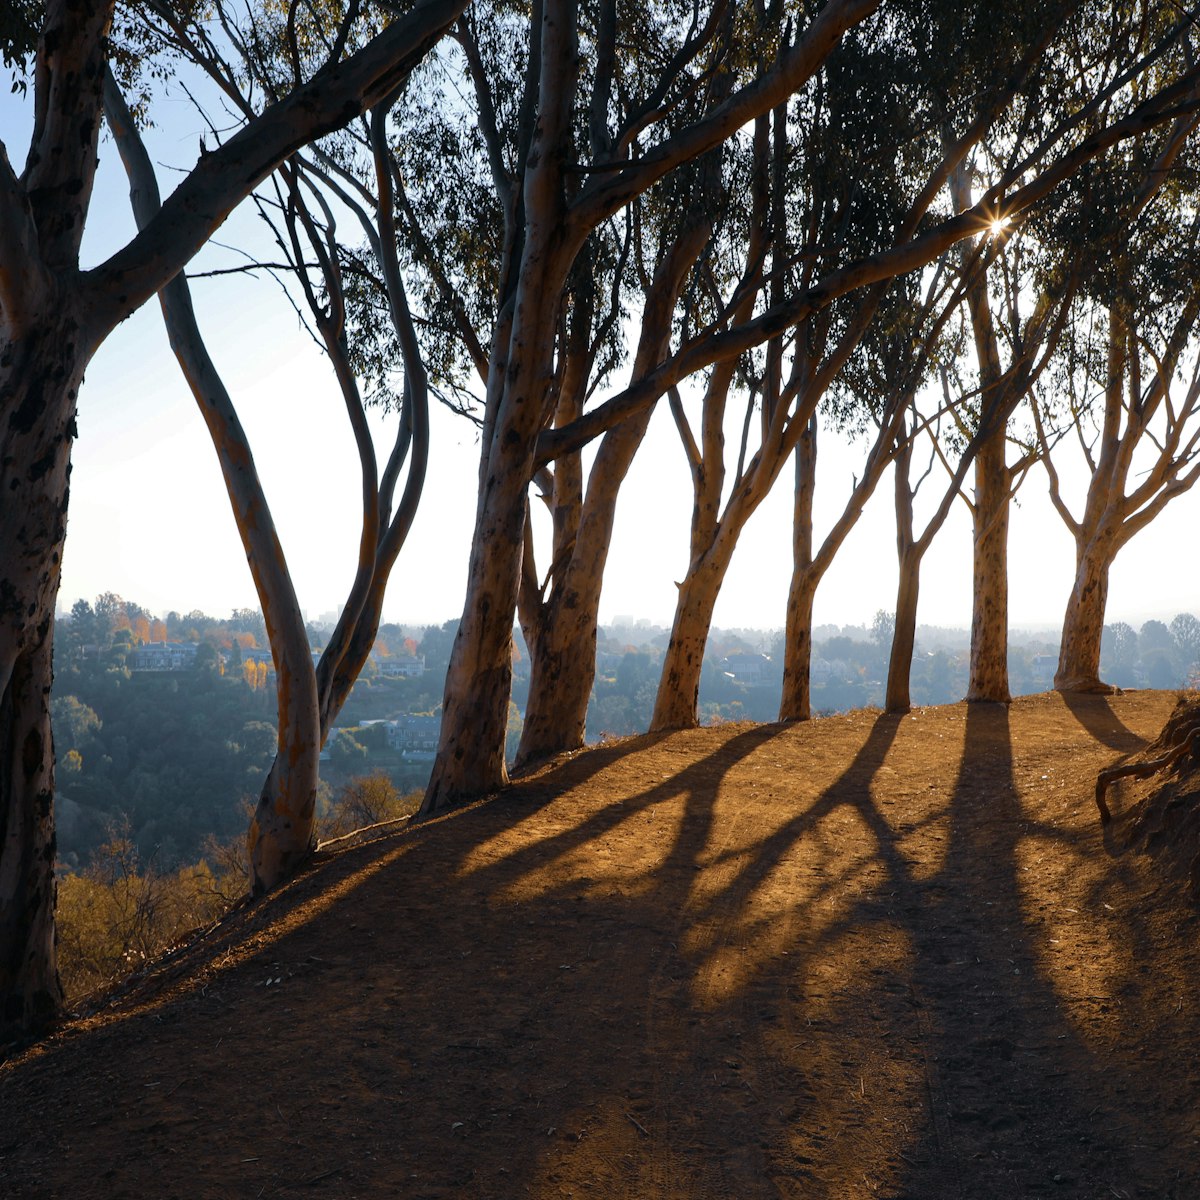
[768,924,922,1196]
[476,792,694,907]
[1014,830,1131,1048]
[685,807,885,1010]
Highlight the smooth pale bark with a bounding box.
[1055,535,1117,692]
[778,398,902,719]
[420,0,590,812]
[967,430,1012,702]
[1046,297,1200,691]
[883,416,977,714]
[516,221,709,766]
[516,409,652,765]
[105,78,320,891]
[886,546,923,714]
[885,429,921,714]
[423,0,893,810]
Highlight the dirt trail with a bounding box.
[3,692,1199,1199]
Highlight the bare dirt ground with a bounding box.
[3,691,1200,1199]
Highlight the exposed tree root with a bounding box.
[1095,723,1200,822]
[1096,694,1200,900]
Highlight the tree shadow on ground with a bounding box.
[1,700,1196,1198]
[1061,690,1147,753]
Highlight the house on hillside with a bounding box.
[720,653,778,687]
[386,714,441,760]
[130,641,198,672]
[376,653,425,678]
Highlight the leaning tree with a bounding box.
[104,0,447,892]
[1036,107,1200,693]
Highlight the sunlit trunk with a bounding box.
[780,424,817,721]
[886,545,923,714]
[651,550,730,732]
[967,431,1011,702]
[1054,535,1117,693]
[424,467,528,808]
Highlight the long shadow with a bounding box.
[3,706,1196,1198]
[892,702,1175,1197]
[1061,690,1148,754]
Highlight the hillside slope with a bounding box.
[3,692,1199,1199]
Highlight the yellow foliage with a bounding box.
[56,834,243,1004]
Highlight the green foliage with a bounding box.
[1,0,39,92]
[53,606,278,871]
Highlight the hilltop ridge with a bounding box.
[3,692,1199,1199]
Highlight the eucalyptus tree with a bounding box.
[786,271,975,719]
[1036,112,1200,692]
[441,0,1200,780]
[647,0,1159,731]
[107,1,444,890]
[293,1,735,771]
[949,5,1200,703]
[413,0,888,811]
[0,0,463,1032]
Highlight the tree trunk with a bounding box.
[886,545,923,714]
[423,467,529,808]
[518,616,595,766]
[780,422,818,721]
[886,429,919,714]
[780,572,818,721]
[967,430,1012,703]
[650,551,729,732]
[0,313,87,1031]
[1054,534,1117,693]
[516,410,654,766]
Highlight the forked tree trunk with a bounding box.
[105,84,324,893]
[0,313,88,1030]
[516,411,652,766]
[967,431,1012,702]
[1054,533,1118,693]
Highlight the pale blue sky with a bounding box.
[3,73,1197,639]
